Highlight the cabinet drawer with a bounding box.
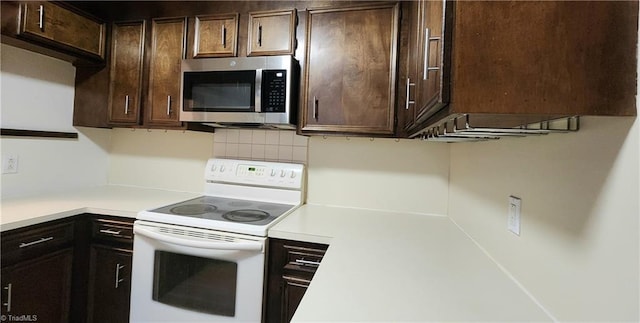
[91,218,134,245]
[1,221,75,263]
[282,242,327,275]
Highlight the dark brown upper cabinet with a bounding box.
[1,1,106,64]
[193,13,239,58]
[247,8,297,56]
[107,21,145,125]
[402,0,451,133]
[400,0,638,138]
[299,3,400,136]
[146,17,187,127]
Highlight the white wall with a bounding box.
[107,128,213,192]
[306,137,450,215]
[107,129,452,216]
[0,44,111,198]
[448,117,639,321]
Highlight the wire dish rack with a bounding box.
[417,115,580,142]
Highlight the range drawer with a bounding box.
[1,220,75,265]
[91,217,134,245]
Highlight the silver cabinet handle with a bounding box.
[423,28,442,80]
[3,283,12,312]
[124,95,130,115]
[258,24,262,47]
[99,229,121,236]
[166,95,171,115]
[313,96,319,120]
[37,4,44,31]
[405,77,416,110]
[115,263,125,288]
[222,24,226,48]
[19,236,53,248]
[295,259,321,267]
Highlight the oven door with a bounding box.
[130,220,266,323]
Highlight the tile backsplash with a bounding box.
[213,129,308,164]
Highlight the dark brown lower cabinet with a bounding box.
[0,214,134,323]
[0,218,76,323]
[1,249,74,323]
[86,215,135,323]
[266,238,328,323]
[87,245,133,323]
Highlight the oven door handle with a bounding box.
[134,226,263,252]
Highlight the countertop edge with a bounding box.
[267,229,333,245]
[0,208,87,232]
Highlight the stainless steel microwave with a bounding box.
[180,55,298,129]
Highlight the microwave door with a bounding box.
[182,70,256,113]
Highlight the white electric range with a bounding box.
[130,158,305,322]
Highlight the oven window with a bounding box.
[183,70,255,112]
[153,251,237,317]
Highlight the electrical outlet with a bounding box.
[507,196,521,236]
[2,154,19,174]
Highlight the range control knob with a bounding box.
[290,171,296,179]
[280,170,286,177]
[220,165,226,172]
[270,169,277,177]
[211,164,217,172]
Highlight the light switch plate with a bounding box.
[508,196,521,236]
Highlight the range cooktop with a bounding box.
[148,195,295,226]
[137,158,305,236]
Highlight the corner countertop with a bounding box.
[269,204,552,322]
[2,188,551,321]
[1,185,199,232]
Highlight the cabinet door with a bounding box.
[247,9,296,56]
[281,276,310,323]
[146,17,186,126]
[87,245,132,323]
[402,0,423,131]
[19,2,105,59]
[300,3,400,135]
[414,0,453,123]
[108,21,145,125]
[20,2,54,40]
[193,14,238,58]
[1,249,73,323]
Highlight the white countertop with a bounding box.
[2,188,551,321]
[0,185,199,231]
[270,204,552,322]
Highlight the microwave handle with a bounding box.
[134,226,264,252]
[255,69,263,112]
[222,24,226,48]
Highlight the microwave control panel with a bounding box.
[262,70,287,113]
